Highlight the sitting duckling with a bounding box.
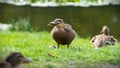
[91,34,117,48]
[91,26,117,48]
[48,18,75,48]
[0,52,31,68]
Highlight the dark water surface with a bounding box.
[0,3,120,39]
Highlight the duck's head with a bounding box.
[100,25,109,35]
[47,18,64,28]
[5,52,32,67]
[109,36,117,45]
[104,36,117,45]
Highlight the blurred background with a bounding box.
[0,0,120,39]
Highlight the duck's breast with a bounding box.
[51,27,75,45]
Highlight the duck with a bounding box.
[91,26,117,48]
[48,18,75,48]
[91,34,117,48]
[0,52,31,68]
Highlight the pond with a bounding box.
[0,3,120,39]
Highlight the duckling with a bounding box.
[48,18,75,48]
[91,34,117,48]
[91,25,117,48]
[0,52,31,68]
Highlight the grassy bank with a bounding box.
[0,31,120,68]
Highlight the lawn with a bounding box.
[0,31,120,68]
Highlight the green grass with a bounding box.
[0,31,120,68]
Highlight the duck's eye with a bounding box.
[54,21,60,24]
[16,54,23,57]
[110,38,115,41]
[57,20,62,23]
[58,20,62,22]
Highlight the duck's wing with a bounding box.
[64,24,72,32]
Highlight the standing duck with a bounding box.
[48,18,75,48]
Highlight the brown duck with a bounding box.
[48,18,75,48]
[0,52,31,68]
[91,34,117,48]
[91,25,117,48]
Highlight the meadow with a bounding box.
[0,31,120,68]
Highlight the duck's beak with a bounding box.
[47,21,56,26]
[21,57,32,63]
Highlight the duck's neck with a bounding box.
[56,23,65,29]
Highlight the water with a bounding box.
[0,3,120,39]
